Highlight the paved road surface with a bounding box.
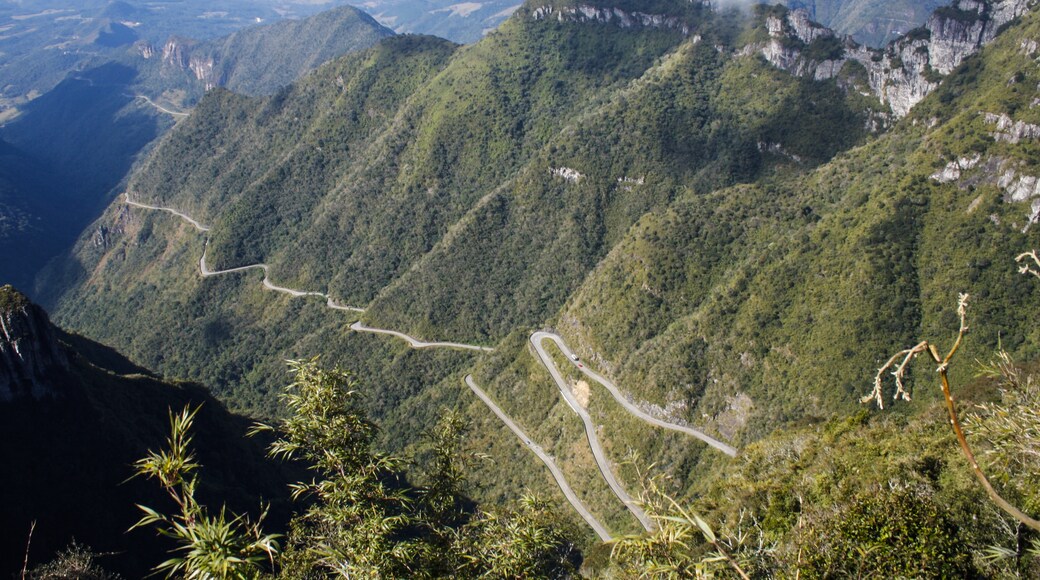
[530,333,654,532]
[125,193,490,345]
[465,375,611,541]
[133,94,190,118]
[350,321,494,352]
[125,192,736,533]
[533,332,738,458]
[124,193,210,231]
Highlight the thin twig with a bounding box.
[21,520,35,580]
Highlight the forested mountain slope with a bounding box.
[40,0,1040,531]
[133,5,394,100]
[0,6,390,296]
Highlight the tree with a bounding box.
[253,358,419,578]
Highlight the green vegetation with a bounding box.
[134,359,580,578]
[125,354,1040,578]
[0,290,295,578]
[37,0,1040,562]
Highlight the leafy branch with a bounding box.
[609,466,759,579]
[131,406,280,579]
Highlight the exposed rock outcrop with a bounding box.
[528,3,707,35]
[984,111,1040,142]
[753,0,1038,117]
[0,286,69,401]
[160,37,221,90]
[929,151,1040,231]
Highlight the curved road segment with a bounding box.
[133,94,191,118]
[464,375,611,541]
[351,322,494,352]
[124,193,211,232]
[124,193,487,348]
[125,193,738,535]
[530,333,655,532]
[533,332,738,458]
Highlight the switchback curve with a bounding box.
[124,193,490,349]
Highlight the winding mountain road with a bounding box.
[530,333,654,532]
[125,193,481,342]
[124,193,210,231]
[124,193,739,538]
[464,375,611,541]
[351,322,494,352]
[533,332,738,458]
[199,245,364,312]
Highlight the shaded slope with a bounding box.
[0,286,294,578]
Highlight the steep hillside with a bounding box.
[0,286,294,578]
[0,6,390,295]
[548,0,1040,444]
[39,0,1040,532]
[135,5,394,98]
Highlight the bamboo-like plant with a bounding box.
[131,406,280,579]
[609,470,759,579]
[251,359,418,577]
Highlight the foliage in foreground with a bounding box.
[135,359,579,579]
[132,407,279,579]
[128,350,1040,578]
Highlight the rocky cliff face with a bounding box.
[0,286,69,400]
[160,37,220,90]
[753,0,1037,116]
[527,2,709,35]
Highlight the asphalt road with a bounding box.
[464,375,611,541]
[125,192,738,535]
[533,332,738,458]
[351,321,494,352]
[124,193,210,231]
[125,193,487,346]
[530,332,655,532]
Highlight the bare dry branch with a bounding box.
[1015,250,1040,279]
[862,341,930,409]
[864,294,1040,533]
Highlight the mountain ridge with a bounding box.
[38,0,1040,533]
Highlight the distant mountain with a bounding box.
[138,5,395,97]
[0,285,293,578]
[785,0,948,46]
[345,0,949,46]
[349,0,522,43]
[0,0,365,108]
[0,5,391,296]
